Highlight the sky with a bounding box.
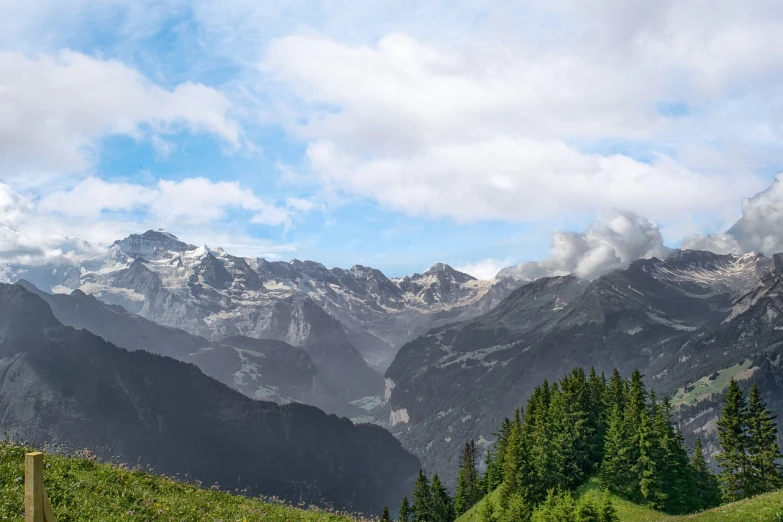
[1,1,783,279]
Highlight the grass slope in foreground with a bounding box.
[457,478,783,522]
[0,441,363,521]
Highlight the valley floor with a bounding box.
[0,441,365,521]
[457,478,783,522]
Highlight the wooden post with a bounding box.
[24,452,56,522]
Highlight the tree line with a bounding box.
[385,367,783,522]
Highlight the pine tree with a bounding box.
[635,403,665,508]
[599,489,618,522]
[575,496,600,522]
[690,437,721,510]
[716,378,749,502]
[480,499,495,522]
[429,474,455,522]
[531,489,575,522]
[528,387,558,501]
[587,368,608,466]
[620,370,647,499]
[498,409,525,509]
[506,409,523,481]
[600,404,633,495]
[455,440,480,515]
[493,418,514,478]
[400,496,412,522]
[605,368,627,414]
[483,449,503,493]
[500,493,531,522]
[666,425,696,514]
[745,383,783,495]
[653,399,692,514]
[412,470,432,522]
[549,377,589,491]
[381,506,392,522]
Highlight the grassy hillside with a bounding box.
[671,360,757,408]
[457,478,783,522]
[0,441,364,521]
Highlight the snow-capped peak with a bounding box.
[420,263,475,284]
[111,230,196,261]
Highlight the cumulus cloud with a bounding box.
[38,177,293,228]
[683,174,783,255]
[454,257,516,280]
[501,210,669,280]
[259,29,772,224]
[0,50,240,181]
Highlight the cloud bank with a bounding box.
[258,3,782,225]
[455,257,516,280]
[683,173,783,256]
[0,50,239,182]
[500,174,783,281]
[500,210,669,280]
[2,0,783,277]
[0,180,302,268]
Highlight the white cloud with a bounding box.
[683,174,783,255]
[3,0,783,276]
[285,197,319,213]
[0,181,299,267]
[38,177,293,228]
[0,50,240,181]
[305,138,757,224]
[258,26,776,224]
[501,209,669,280]
[454,257,516,280]
[0,184,109,266]
[38,177,157,217]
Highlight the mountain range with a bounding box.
[383,250,783,484]
[7,230,520,371]
[5,230,522,415]
[6,230,783,495]
[0,283,419,513]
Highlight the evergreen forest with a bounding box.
[390,367,783,522]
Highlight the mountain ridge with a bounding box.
[6,229,523,371]
[15,279,358,416]
[382,249,776,485]
[0,282,420,514]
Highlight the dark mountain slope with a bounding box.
[0,283,419,513]
[15,280,360,416]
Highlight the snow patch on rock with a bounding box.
[390,408,409,426]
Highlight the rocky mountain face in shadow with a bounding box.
[0,283,419,514]
[15,280,360,417]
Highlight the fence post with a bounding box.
[24,452,57,522]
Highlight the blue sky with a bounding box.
[1,1,782,278]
